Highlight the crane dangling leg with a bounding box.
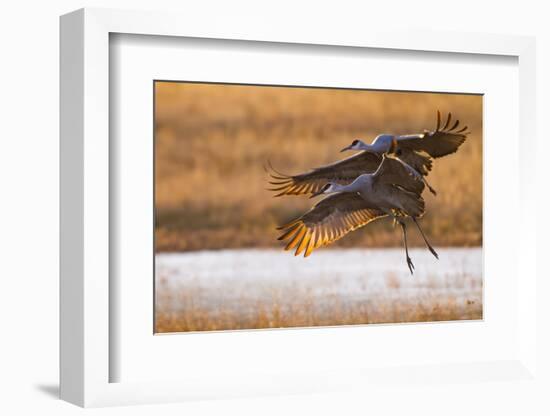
[398,219,415,275]
[384,210,415,274]
[412,217,438,259]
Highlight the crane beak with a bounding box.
[340,145,352,153]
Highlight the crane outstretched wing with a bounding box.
[277,192,387,257]
[396,150,433,176]
[267,151,381,197]
[372,156,426,218]
[396,111,469,158]
[372,156,425,195]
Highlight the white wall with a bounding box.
[0,1,548,415]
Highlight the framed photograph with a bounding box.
[60,8,538,408]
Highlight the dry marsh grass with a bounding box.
[156,298,482,333]
[155,272,482,333]
[155,82,482,252]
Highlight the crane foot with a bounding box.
[406,256,415,275]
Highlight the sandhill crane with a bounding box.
[276,156,437,274]
[340,111,469,176]
[267,148,436,198]
[267,111,468,198]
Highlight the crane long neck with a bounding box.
[335,178,363,193]
[357,143,376,152]
[358,141,389,153]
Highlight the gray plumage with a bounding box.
[269,111,468,273]
[277,156,436,273]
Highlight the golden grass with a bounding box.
[155,82,482,252]
[156,300,482,333]
[155,271,482,333]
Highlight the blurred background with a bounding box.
[155,82,482,252]
[154,81,483,333]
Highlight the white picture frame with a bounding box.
[60,7,538,408]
